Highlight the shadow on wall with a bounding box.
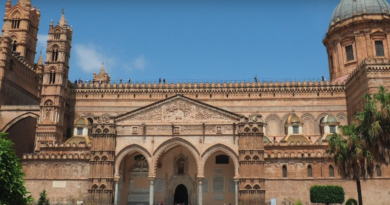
[5,117,36,158]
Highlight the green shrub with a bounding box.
[310,185,345,205]
[346,198,358,205]
[294,199,303,205]
[0,132,33,205]
[37,190,49,205]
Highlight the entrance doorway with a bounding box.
[174,184,188,204]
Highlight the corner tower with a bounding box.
[35,10,73,146]
[2,0,40,65]
[323,0,390,81]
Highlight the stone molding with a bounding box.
[114,145,152,177]
[152,138,201,177]
[201,144,240,178]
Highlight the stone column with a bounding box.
[198,180,203,205]
[235,179,239,205]
[149,179,154,205]
[114,181,119,205]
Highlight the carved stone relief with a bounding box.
[116,98,239,124]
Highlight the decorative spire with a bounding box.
[5,0,11,10]
[59,8,66,26]
[37,52,43,66]
[100,62,105,74]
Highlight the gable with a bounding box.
[116,95,242,124]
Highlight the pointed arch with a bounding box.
[301,113,316,135]
[265,114,282,136]
[152,138,200,177]
[201,144,239,178]
[1,112,39,132]
[114,144,152,177]
[336,112,348,125]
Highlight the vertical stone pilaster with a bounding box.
[237,115,265,205]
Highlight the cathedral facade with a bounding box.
[1,0,390,204]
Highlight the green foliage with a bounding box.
[37,190,49,205]
[294,199,303,205]
[0,132,33,205]
[346,198,358,205]
[310,185,345,204]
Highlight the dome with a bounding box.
[329,0,390,27]
[321,115,339,124]
[286,114,302,124]
[75,117,91,126]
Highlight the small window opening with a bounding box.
[376,165,382,177]
[345,45,354,61]
[293,126,299,134]
[216,155,229,164]
[77,128,83,135]
[12,41,17,52]
[308,165,312,177]
[210,94,212,98]
[375,41,384,57]
[329,165,334,177]
[329,125,336,134]
[282,165,287,178]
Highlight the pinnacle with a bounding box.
[37,53,43,66]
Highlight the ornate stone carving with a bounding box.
[116,97,240,123]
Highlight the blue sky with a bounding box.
[2,0,341,83]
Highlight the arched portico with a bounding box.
[201,144,239,178]
[114,144,152,177]
[152,138,201,177]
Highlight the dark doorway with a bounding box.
[174,184,188,204]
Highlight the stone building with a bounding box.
[1,0,390,204]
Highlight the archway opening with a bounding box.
[174,184,188,204]
[5,116,37,158]
[203,151,236,204]
[117,152,150,205]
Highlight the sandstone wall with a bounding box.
[23,161,91,204]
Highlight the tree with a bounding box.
[309,185,345,205]
[37,190,50,205]
[0,132,33,205]
[327,86,390,205]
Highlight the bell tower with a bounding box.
[35,10,73,146]
[2,0,40,65]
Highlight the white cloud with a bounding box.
[131,55,149,70]
[73,43,149,75]
[73,43,116,72]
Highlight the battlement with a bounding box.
[346,58,390,83]
[73,79,345,97]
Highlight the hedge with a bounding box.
[310,185,345,205]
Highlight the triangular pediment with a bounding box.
[116,95,242,124]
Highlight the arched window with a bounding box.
[329,165,334,177]
[54,30,60,39]
[282,165,287,178]
[12,41,17,52]
[376,165,382,177]
[216,155,229,164]
[52,48,59,61]
[49,69,56,84]
[11,17,20,29]
[308,165,312,177]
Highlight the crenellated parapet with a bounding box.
[23,141,91,161]
[73,79,345,100]
[346,58,390,83]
